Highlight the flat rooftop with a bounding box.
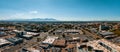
[42,36,58,44]
[66,44,76,49]
[99,31,114,36]
[55,29,83,34]
[26,47,40,52]
[27,32,39,35]
[23,34,33,38]
[0,38,11,46]
[7,37,23,42]
[53,39,66,47]
[78,39,120,52]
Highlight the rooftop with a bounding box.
[0,38,11,46]
[53,39,66,47]
[78,39,120,52]
[6,37,23,43]
[66,44,76,49]
[99,31,114,36]
[64,29,81,33]
[26,47,40,52]
[23,35,33,38]
[27,32,39,35]
[42,36,58,44]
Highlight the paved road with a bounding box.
[81,28,102,41]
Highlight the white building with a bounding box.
[42,36,58,44]
[0,38,11,47]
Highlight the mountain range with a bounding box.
[1,18,58,21]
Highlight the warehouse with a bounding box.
[6,37,23,45]
[22,35,33,40]
[0,38,11,47]
[78,39,120,52]
[42,36,58,44]
[53,39,66,47]
[99,31,115,39]
[27,32,39,37]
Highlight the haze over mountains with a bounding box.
[1,18,58,21]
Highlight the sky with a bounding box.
[0,0,120,21]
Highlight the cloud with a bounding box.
[29,11,38,14]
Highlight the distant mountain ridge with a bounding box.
[1,18,58,21]
[29,18,57,21]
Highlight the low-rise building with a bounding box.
[54,29,83,35]
[27,32,39,36]
[77,39,120,52]
[0,32,7,37]
[98,31,116,39]
[22,35,33,40]
[40,44,50,49]
[64,29,83,35]
[6,37,23,45]
[13,30,26,37]
[20,47,40,52]
[0,38,11,47]
[42,36,58,44]
[65,44,76,52]
[53,39,66,47]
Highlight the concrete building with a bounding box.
[77,39,120,52]
[13,30,26,37]
[53,39,66,47]
[64,29,83,35]
[26,32,39,37]
[0,32,7,37]
[54,29,83,35]
[0,38,11,47]
[20,47,40,52]
[65,44,76,52]
[51,47,61,52]
[6,37,23,45]
[22,35,33,40]
[98,31,116,39]
[99,25,110,31]
[40,44,50,49]
[42,36,58,44]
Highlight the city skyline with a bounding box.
[0,0,120,21]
